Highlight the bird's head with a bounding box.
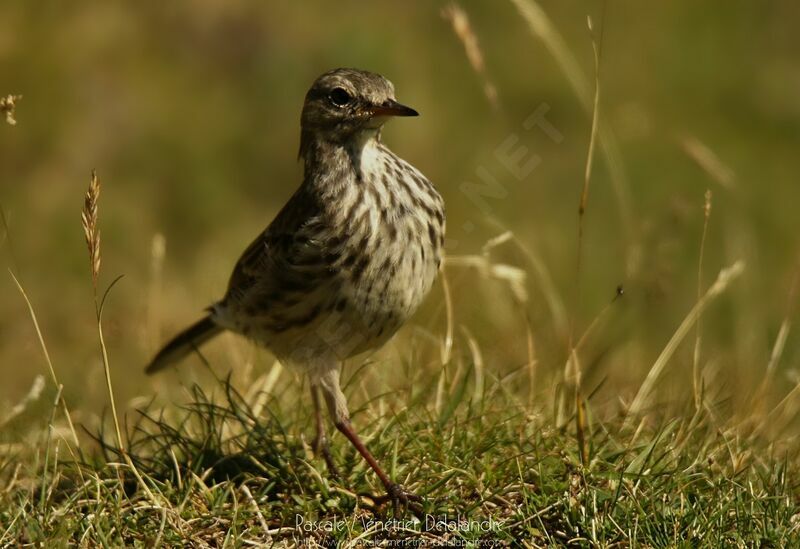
[300,68,418,145]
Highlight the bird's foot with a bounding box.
[361,483,423,517]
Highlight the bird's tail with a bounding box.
[145,315,223,375]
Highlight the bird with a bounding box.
[145,68,446,511]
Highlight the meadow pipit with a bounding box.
[146,68,446,511]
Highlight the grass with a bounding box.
[5,196,796,545]
[1,366,798,546]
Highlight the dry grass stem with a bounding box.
[524,310,537,408]
[570,12,605,471]
[79,171,159,504]
[508,0,588,105]
[461,326,485,403]
[692,190,713,409]
[146,232,167,352]
[628,260,746,421]
[439,264,454,366]
[9,270,81,449]
[752,257,800,409]
[441,3,499,110]
[579,15,603,222]
[241,484,272,542]
[446,254,528,303]
[0,375,45,429]
[765,261,800,378]
[680,136,736,190]
[572,11,603,323]
[1,206,19,274]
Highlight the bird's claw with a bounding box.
[361,483,423,516]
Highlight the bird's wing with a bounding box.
[224,185,337,304]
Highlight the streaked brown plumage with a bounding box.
[146,68,445,510]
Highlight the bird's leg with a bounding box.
[334,418,423,514]
[310,384,339,478]
[318,368,422,515]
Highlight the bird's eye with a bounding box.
[328,87,352,107]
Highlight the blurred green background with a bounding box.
[1,1,799,419]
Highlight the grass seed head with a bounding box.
[81,170,102,288]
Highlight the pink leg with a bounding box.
[316,367,422,514]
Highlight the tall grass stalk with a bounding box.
[692,190,713,410]
[9,270,80,450]
[509,0,634,241]
[80,170,159,504]
[81,171,124,452]
[570,12,604,467]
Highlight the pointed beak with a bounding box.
[370,99,419,117]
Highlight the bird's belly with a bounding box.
[220,246,438,367]
[339,236,437,344]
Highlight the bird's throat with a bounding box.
[300,128,381,187]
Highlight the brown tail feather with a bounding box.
[145,315,223,375]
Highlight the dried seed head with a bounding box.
[0,94,22,126]
[81,170,102,288]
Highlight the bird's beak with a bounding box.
[370,99,419,117]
